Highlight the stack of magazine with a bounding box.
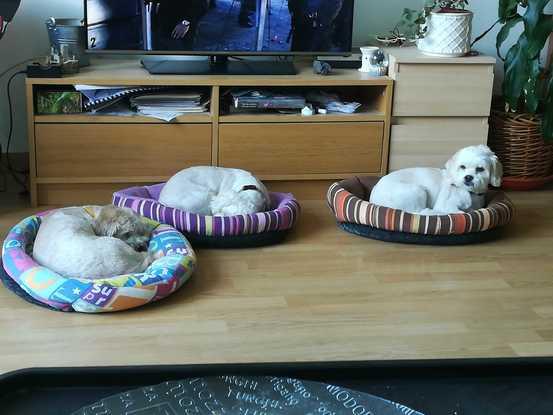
[130,92,209,121]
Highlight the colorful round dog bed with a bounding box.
[327,177,515,245]
[113,184,301,248]
[1,207,196,312]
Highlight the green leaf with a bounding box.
[503,38,530,111]
[498,0,520,22]
[523,58,541,113]
[524,14,553,58]
[496,15,523,59]
[543,74,553,141]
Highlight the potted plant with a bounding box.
[486,0,553,190]
[401,0,473,57]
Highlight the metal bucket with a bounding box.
[46,17,89,66]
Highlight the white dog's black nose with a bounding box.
[464,175,474,182]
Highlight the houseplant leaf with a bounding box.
[498,0,520,22]
[543,74,553,141]
[496,15,523,59]
[523,58,542,113]
[523,9,553,58]
[503,37,531,111]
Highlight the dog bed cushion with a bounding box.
[113,184,301,248]
[327,177,514,244]
[1,207,196,313]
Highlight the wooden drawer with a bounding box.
[391,63,494,117]
[35,123,212,178]
[219,122,384,176]
[389,117,489,171]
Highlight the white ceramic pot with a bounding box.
[359,46,388,76]
[417,10,473,57]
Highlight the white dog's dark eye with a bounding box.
[476,167,485,173]
[460,165,466,170]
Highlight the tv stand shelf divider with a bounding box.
[26,58,393,207]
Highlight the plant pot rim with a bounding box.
[431,9,473,16]
[491,108,543,118]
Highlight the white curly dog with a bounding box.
[370,145,503,215]
[159,166,270,216]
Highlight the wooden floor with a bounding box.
[1,185,553,374]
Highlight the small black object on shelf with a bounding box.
[26,62,63,78]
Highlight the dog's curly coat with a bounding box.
[33,206,155,279]
[370,145,503,215]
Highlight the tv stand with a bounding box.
[142,56,297,75]
[25,58,393,206]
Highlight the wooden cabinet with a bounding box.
[390,64,494,117]
[219,122,384,177]
[35,124,212,178]
[387,47,495,170]
[26,60,393,206]
[389,117,490,171]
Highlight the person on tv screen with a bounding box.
[150,0,209,50]
[239,0,256,28]
[288,0,345,51]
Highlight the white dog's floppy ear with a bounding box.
[444,150,458,177]
[488,151,503,187]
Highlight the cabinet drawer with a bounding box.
[389,117,489,171]
[219,122,384,176]
[392,64,494,117]
[35,123,212,178]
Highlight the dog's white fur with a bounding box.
[159,166,270,216]
[33,206,153,279]
[370,145,503,215]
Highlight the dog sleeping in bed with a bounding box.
[33,206,154,279]
[159,166,270,216]
[370,145,503,215]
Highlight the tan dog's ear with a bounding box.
[92,205,125,237]
[489,153,503,187]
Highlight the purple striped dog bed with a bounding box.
[113,184,300,248]
[328,177,514,245]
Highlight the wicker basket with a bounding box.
[489,110,553,177]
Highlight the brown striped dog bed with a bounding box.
[327,177,514,240]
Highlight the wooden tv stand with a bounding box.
[25,58,393,207]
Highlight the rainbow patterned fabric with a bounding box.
[113,184,301,237]
[328,177,515,236]
[1,208,196,313]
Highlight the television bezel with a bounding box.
[83,0,355,56]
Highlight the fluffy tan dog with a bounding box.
[33,206,154,279]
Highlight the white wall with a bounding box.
[0,0,548,153]
[0,0,83,153]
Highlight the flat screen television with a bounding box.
[84,0,355,75]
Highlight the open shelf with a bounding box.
[34,113,213,124]
[219,108,385,123]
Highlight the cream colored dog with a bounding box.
[370,145,503,215]
[159,166,270,216]
[33,206,154,279]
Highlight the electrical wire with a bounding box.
[0,58,35,81]
[1,70,29,194]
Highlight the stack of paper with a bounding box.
[130,93,209,121]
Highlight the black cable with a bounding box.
[0,58,35,80]
[3,70,29,193]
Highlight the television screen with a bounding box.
[85,0,354,54]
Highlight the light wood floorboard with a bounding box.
[0,188,552,374]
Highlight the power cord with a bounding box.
[1,70,29,194]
